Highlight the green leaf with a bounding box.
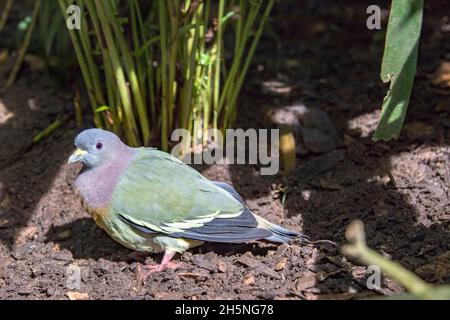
[373,0,423,142]
[95,105,110,112]
[199,53,211,66]
[133,35,160,58]
[220,11,235,26]
[178,23,196,36]
[17,16,32,31]
[33,119,61,143]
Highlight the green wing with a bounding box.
[111,148,249,237]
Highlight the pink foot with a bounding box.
[136,250,177,283]
[143,261,177,273]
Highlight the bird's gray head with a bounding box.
[68,129,128,168]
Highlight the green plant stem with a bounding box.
[180,3,202,136]
[59,0,102,127]
[343,220,432,296]
[137,1,157,131]
[0,0,13,34]
[167,0,180,136]
[104,0,150,145]
[84,0,119,132]
[225,0,275,128]
[33,119,61,143]
[212,0,225,130]
[159,0,169,150]
[95,0,139,146]
[217,0,262,130]
[77,2,106,116]
[2,0,41,92]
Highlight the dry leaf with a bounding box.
[0,218,13,229]
[262,80,293,96]
[217,260,227,273]
[431,61,450,87]
[435,98,450,113]
[415,251,450,281]
[0,50,9,67]
[178,270,210,279]
[15,226,38,245]
[0,101,14,124]
[67,291,89,300]
[236,256,281,279]
[404,122,434,140]
[56,230,72,240]
[243,274,256,286]
[295,273,317,292]
[318,175,343,190]
[24,54,47,72]
[275,258,288,271]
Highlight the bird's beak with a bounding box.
[68,148,87,164]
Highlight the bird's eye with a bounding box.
[96,142,103,150]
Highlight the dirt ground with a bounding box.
[0,1,449,299]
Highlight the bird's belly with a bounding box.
[81,201,163,253]
[79,196,203,254]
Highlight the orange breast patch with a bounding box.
[79,197,109,230]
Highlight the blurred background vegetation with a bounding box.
[0,0,423,150]
[1,0,275,153]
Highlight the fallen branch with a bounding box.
[342,220,450,300]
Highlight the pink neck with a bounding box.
[75,150,134,209]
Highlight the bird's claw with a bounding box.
[144,261,178,272]
[137,261,178,283]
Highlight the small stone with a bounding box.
[347,142,366,164]
[18,288,33,296]
[51,250,73,262]
[302,108,336,133]
[301,128,338,153]
[46,287,56,297]
[274,244,289,258]
[301,190,312,201]
[270,106,303,126]
[12,243,36,260]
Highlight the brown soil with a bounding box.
[0,1,449,299]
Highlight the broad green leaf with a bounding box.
[373,0,423,142]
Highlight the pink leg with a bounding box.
[137,250,177,282]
